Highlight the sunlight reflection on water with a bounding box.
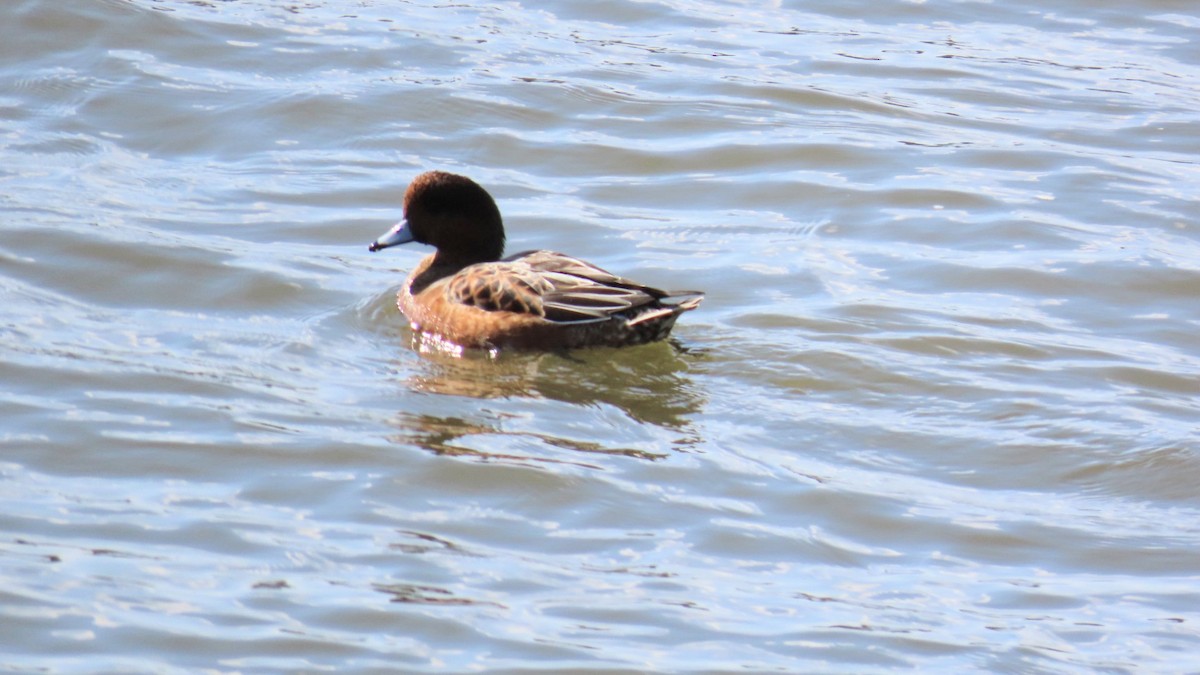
[2,0,1199,671]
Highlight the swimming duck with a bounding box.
[369,170,703,351]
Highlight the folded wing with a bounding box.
[447,250,701,324]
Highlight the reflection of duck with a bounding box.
[403,341,705,429]
[382,340,707,463]
[388,410,659,465]
[403,347,547,399]
[369,171,703,352]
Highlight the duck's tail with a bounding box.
[668,292,704,311]
[628,291,704,326]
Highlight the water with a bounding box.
[3,0,1199,671]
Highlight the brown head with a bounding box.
[368,171,506,265]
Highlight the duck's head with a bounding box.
[369,170,505,264]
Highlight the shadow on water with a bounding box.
[380,336,706,464]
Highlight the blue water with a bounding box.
[2,0,1199,671]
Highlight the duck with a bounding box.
[368,170,703,352]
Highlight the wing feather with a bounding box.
[446,250,697,324]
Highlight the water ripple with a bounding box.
[3,0,1199,671]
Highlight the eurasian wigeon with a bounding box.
[369,170,703,351]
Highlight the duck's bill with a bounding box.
[368,219,415,252]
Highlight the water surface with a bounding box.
[2,0,1199,671]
